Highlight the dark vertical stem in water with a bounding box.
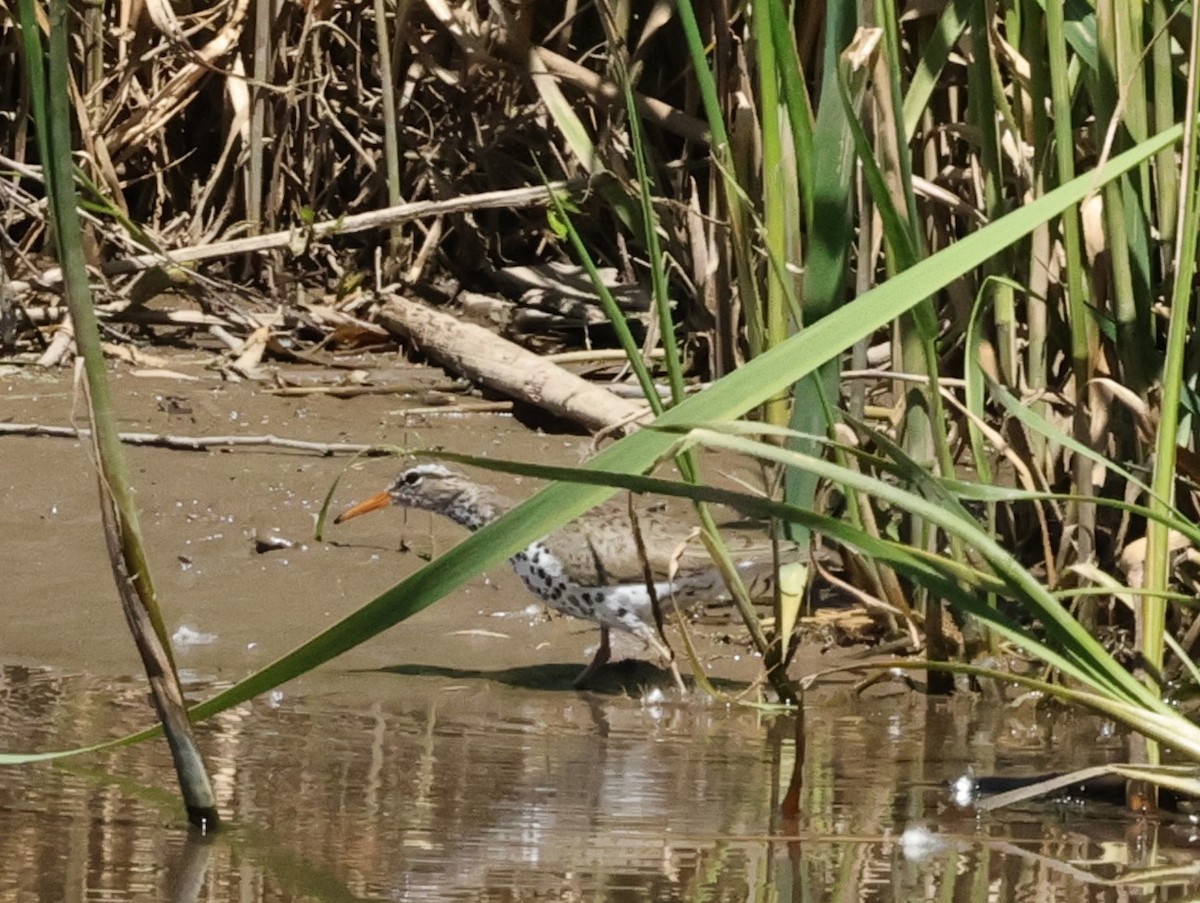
[167,833,217,901]
[780,706,805,820]
[775,710,806,903]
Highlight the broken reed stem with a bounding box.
[90,382,220,829]
[38,0,219,830]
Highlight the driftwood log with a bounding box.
[378,295,649,435]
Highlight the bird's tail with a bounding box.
[658,557,783,606]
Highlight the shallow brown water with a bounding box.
[3,361,1200,900]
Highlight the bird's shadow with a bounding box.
[374,660,749,695]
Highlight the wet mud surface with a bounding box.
[2,357,792,684]
[3,359,1199,901]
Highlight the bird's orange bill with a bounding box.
[333,491,391,524]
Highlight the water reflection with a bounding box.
[1,664,1199,901]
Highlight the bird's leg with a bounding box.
[666,657,686,693]
[635,625,686,693]
[572,625,611,688]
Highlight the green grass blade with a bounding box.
[902,0,970,138]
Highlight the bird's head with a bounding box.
[334,463,473,524]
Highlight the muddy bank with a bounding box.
[1,357,847,688]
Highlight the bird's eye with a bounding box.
[403,471,423,485]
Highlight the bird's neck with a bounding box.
[441,489,506,532]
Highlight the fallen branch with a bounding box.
[378,295,649,434]
[17,181,583,291]
[0,422,390,455]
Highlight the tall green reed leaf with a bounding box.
[1143,7,1200,720]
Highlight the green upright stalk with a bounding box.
[617,61,684,407]
[247,0,270,231]
[767,0,814,223]
[876,0,952,486]
[374,0,403,256]
[1149,0,1178,249]
[1046,0,1095,567]
[783,1,856,547]
[968,0,1013,382]
[1021,0,1051,461]
[546,189,663,417]
[875,0,960,677]
[1096,0,1151,392]
[673,0,729,152]
[616,49,790,699]
[16,0,51,205]
[675,0,764,360]
[1144,6,1200,749]
[1115,4,1149,159]
[754,0,790,427]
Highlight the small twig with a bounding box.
[0,422,389,455]
[544,348,665,364]
[534,48,709,144]
[842,368,967,388]
[400,401,514,416]
[264,384,440,398]
[811,554,922,649]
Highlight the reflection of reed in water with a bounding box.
[0,667,776,900]
[3,666,1185,901]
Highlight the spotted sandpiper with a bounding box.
[334,462,777,689]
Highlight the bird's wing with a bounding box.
[544,497,781,585]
